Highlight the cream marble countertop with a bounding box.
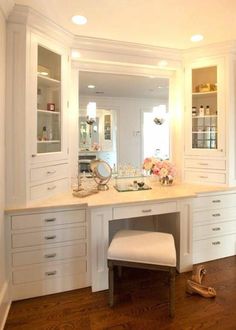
[5,179,236,214]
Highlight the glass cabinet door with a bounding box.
[191,66,218,150]
[37,46,61,154]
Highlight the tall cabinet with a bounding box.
[184,57,228,185]
[6,22,70,207]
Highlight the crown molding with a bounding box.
[183,40,236,61]
[0,0,14,18]
[7,4,73,45]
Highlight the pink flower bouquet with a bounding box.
[143,158,176,184]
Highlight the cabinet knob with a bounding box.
[44,217,56,223]
[31,154,37,157]
[142,209,152,213]
[47,185,56,191]
[212,213,221,217]
[45,271,57,276]
[212,241,221,245]
[212,227,221,231]
[45,235,56,240]
[212,200,221,203]
[47,170,56,175]
[44,253,57,259]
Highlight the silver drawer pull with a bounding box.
[142,209,152,213]
[47,170,56,175]
[199,163,208,166]
[199,176,208,179]
[212,200,221,203]
[45,235,56,240]
[47,185,56,191]
[44,253,57,258]
[44,217,56,223]
[212,227,221,231]
[45,271,57,276]
[212,241,221,245]
[212,213,221,217]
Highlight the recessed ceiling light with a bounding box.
[71,15,87,25]
[191,34,204,42]
[71,50,81,59]
[88,85,95,89]
[158,60,168,67]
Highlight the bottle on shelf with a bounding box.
[42,126,47,141]
[192,107,197,116]
[205,105,210,116]
[199,105,205,117]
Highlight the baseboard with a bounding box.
[0,281,11,330]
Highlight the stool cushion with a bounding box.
[108,230,176,267]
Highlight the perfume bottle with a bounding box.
[42,126,47,140]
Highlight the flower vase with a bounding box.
[160,175,173,186]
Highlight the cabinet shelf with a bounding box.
[37,109,60,115]
[192,115,217,119]
[38,75,61,87]
[192,131,218,134]
[37,140,60,144]
[192,91,217,97]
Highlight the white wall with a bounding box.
[0,6,10,329]
[80,95,168,168]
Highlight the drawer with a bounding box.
[12,259,87,284]
[184,170,226,184]
[113,201,177,220]
[12,242,86,267]
[30,178,69,201]
[193,207,236,225]
[30,163,68,183]
[193,234,236,264]
[12,226,86,248]
[193,194,236,210]
[193,220,236,240]
[11,209,86,230]
[184,158,226,170]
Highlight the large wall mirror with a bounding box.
[79,71,169,171]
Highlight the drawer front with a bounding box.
[193,207,236,225]
[30,178,69,201]
[184,158,226,170]
[113,202,177,220]
[193,194,236,210]
[193,234,236,264]
[193,220,236,240]
[12,259,87,284]
[30,163,68,183]
[11,209,86,230]
[12,242,86,267]
[12,226,86,248]
[184,170,226,184]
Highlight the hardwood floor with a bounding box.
[5,256,236,330]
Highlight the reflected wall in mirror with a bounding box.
[79,71,169,169]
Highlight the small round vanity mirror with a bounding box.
[90,160,112,191]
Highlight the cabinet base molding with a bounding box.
[12,273,91,301]
[0,281,11,330]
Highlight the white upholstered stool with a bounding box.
[107,230,176,317]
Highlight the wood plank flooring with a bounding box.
[5,256,236,330]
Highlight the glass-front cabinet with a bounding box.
[37,46,62,154]
[30,35,68,163]
[185,58,225,157]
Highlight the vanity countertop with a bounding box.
[5,180,236,214]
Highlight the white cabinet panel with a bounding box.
[193,220,236,240]
[12,226,86,248]
[113,202,177,220]
[12,243,86,266]
[11,209,85,230]
[30,163,68,183]
[30,178,69,200]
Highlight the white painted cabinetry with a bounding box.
[6,23,70,207]
[7,208,90,300]
[184,57,227,184]
[192,193,236,264]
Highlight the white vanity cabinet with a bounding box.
[192,193,236,264]
[7,208,90,300]
[6,23,70,207]
[184,57,227,185]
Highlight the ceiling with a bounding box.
[14,0,236,50]
[79,72,169,99]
